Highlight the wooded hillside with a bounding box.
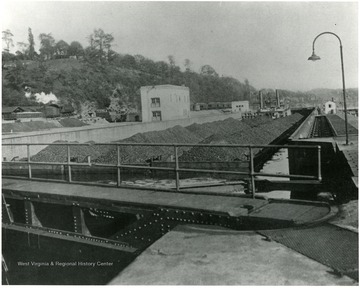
[2,28,357,111]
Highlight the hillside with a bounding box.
[249,88,358,109]
[309,88,358,107]
[2,57,357,112]
[2,57,254,111]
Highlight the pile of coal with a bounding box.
[30,140,113,163]
[180,113,303,162]
[31,114,304,165]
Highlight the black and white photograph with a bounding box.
[1,0,358,285]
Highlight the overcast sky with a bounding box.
[1,1,358,91]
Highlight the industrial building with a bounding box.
[258,90,291,118]
[231,101,250,113]
[140,85,190,122]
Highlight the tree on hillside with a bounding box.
[17,42,29,53]
[79,101,97,118]
[119,54,137,69]
[39,33,56,60]
[68,41,84,58]
[167,55,182,84]
[184,59,192,72]
[86,28,114,63]
[28,28,35,60]
[2,29,14,52]
[15,51,25,60]
[155,61,169,78]
[134,54,146,64]
[168,55,176,67]
[2,51,16,64]
[55,40,70,58]
[200,64,218,77]
[3,59,31,92]
[244,78,251,101]
[134,54,158,75]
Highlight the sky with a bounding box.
[1,1,358,91]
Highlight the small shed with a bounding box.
[324,101,336,114]
[127,112,141,122]
[44,104,61,118]
[2,107,25,120]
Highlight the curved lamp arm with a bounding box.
[312,32,342,51]
[308,31,349,145]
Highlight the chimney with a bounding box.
[276,90,280,108]
[259,91,263,109]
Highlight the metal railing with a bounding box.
[2,142,322,198]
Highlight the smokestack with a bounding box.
[276,90,280,108]
[259,91,263,109]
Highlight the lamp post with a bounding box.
[308,32,349,145]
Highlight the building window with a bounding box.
[151,98,160,108]
[152,111,162,121]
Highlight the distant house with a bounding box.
[21,106,43,112]
[42,103,75,118]
[140,85,190,122]
[324,101,336,114]
[2,107,25,120]
[2,106,45,120]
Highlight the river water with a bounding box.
[256,148,291,199]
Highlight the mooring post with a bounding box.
[249,146,256,198]
[317,145,322,181]
[117,145,121,187]
[174,145,180,191]
[67,145,72,183]
[27,144,32,179]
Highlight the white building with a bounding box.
[140,85,191,122]
[231,101,249,113]
[324,101,336,114]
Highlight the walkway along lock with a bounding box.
[2,142,322,198]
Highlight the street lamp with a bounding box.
[308,32,349,145]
